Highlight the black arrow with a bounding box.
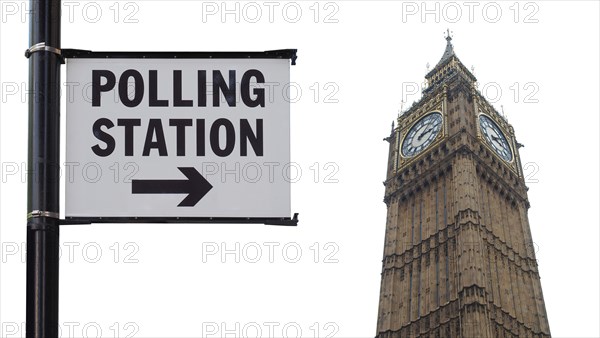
[131,167,213,207]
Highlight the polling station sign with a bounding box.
[64,50,297,224]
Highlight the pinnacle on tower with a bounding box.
[438,28,456,65]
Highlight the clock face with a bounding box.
[479,114,513,162]
[401,112,443,157]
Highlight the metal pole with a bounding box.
[26,0,61,337]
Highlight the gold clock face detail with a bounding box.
[479,114,513,162]
[401,112,443,157]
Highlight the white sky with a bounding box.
[1,1,599,337]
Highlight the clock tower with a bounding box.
[376,33,551,337]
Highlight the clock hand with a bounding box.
[491,135,505,146]
[491,136,506,150]
[424,119,435,131]
[417,128,433,141]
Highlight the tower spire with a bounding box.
[438,29,455,64]
[424,29,476,92]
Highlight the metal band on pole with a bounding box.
[27,210,60,219]
[25,42,62,58]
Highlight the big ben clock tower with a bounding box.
[376,32,551,337]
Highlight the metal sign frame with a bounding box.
[61,49,297,63]
[62,49,298,226]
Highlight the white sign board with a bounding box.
[66,55,292,220]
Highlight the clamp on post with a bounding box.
[25,42,62,58]
[27,210,60,219]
